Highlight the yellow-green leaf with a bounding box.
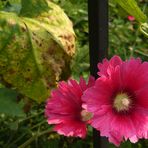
[0,1,75,103]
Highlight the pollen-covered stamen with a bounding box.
[113,93,132,112]
[81,110,93,122]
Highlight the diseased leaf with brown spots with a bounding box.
[0,1,75,103]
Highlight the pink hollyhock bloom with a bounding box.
[45,76,95,138]
[128,15,135,21]
[82,56,148,146]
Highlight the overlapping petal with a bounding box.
[45,76,95,138]
[83,56,148,146]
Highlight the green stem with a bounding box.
[18,129,54,148]
[8,120,47,147]
[31,120,47,129]
[18,110,44,123]
[134,49,148,57]
[130,26,139,57]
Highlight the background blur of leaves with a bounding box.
[0,0,148,147]
[53,0,148,80]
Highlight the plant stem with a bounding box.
[31,120,47,129]
[134,49,148,57]
[18,129,54,148]
[7,119,47,147]
[19,110,44,123]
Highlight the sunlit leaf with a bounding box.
[140,23,148,38]
[0,1,75,103]
[115,0,147,23]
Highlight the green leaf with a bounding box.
[114,0,147,23]
[0,1,75,103]
[19,0,49,17]
[140,23,148,38]
[0,88,25,117]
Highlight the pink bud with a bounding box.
[127,15,135,21]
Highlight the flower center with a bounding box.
[113,93,132,112]
[81,110,93,122]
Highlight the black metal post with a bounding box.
[88,0,108,148]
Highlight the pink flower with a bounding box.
[45,76,95,138]
[128,15,135,21]
[82,56,148,146]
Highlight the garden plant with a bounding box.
[0,0,148,148]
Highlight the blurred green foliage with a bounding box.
[0,0,148,147]
[52,0,148,80]
[109,0,148,61]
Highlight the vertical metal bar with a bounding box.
[88,0,108,148]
